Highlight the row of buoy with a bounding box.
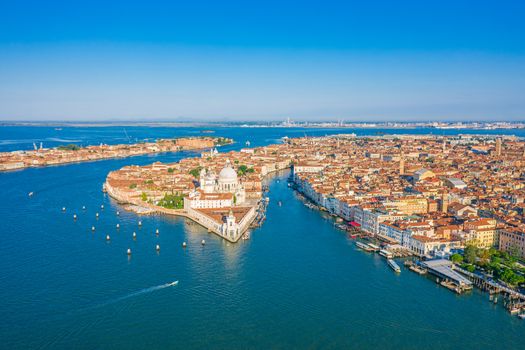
[181,240,206,248]
[64,205,105,212]
[126,244,161,256]
[63,205,207,256]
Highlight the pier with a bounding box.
[421,259,473,293]
[455,266,525,313]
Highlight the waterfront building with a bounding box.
[499,228,525,258]
[463,218,498,248]
[408,235,461,257]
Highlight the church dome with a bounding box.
[218,161,237,182]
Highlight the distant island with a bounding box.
[0,136,233,171]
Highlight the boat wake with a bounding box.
[80,281,179,312]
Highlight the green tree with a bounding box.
[238,165,248,175]
[141,192,147,201]
[464,245,478,264]
[189,166,203,178]
[158,193,185,209]
[57,144,81,151]
[450,253,463,264]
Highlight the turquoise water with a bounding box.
[1,126,524,349]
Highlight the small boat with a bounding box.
[28,192,34,197]
[387,259,401,273]
[167,280,179,286]
[519,313,525,320]
[278,200,282,206]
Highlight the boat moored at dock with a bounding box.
[379,249,394,259]
[387,259,401,273]
[356,241,373,252]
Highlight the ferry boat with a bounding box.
[379,249,394,259]
[387,259,401,273]
[356,241,373,252]
[367,243,380,252]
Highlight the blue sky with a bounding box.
[0,0,524,121]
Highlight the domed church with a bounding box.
[199,160,246,204]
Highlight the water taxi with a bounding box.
[387,259,401,273]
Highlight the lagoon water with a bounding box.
[1,126,524,349]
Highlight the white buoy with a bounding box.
[156,244,160,251]
[138,221,142,226]
[116,211,120,216]
[155,228,159,235]
[73,214,77,220]
[127,248,131,255]
[62,207,66,211]
[92,226,95,231]
[106,235,111,241]
[116,223,120,229]
[182,242,187,248]
[201,239,206,245]
[133,232,137,239]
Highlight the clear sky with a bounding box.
[0,0,524,122]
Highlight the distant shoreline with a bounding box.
[1,121,525,130]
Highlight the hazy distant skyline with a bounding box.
[1,1,524,121]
